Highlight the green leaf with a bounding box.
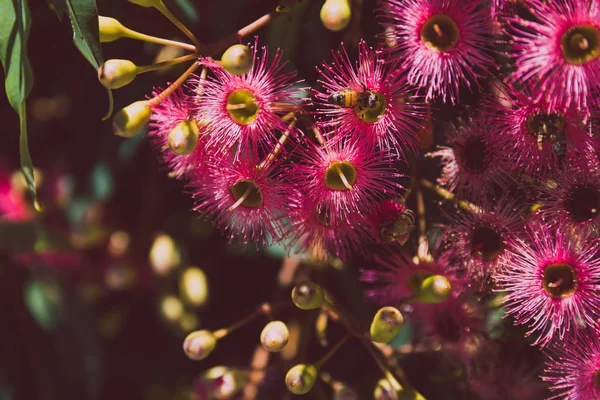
[0,0,39,210]
[64,0,113,118]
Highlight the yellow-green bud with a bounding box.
[320,0,351,32]
[98,16,126,42]
[221,44,253,75]
[128,0,163,8]
[415,275,451,304]
[202,366,246,399]
[374,378,399,400]
[285,364,318,395]
[260,320,290,352]
[113,100,152,137]
[183,329,217,360]
[292,281,325,310]
[168,120,200,155]
[179,266,208,307]
[370,306,404,344]
[98,59,138,89]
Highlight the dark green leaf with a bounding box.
[64,0,113,118]
[0,0,39,209]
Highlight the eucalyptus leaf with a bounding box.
[0,0,39,209]
[64,0,113,118]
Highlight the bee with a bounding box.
[327,86,382,114]
[379,209,416,245]
[531,114,567,158]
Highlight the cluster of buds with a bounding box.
[94,0,600,398]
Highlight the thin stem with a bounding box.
[195,66,208,100]
[213,303,272,340]
[205,12,274,55]
[258,118,296,170]
[136,54,197,74]
[313,335,349,370]
[148,62,200,107]
[416,187,430,262]
[419,178,481,214]
[153,1,202,50]
[122,27,196,51]
[228,186,252,211]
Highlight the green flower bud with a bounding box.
[285,364,318,395]
[113,100,152,137]
[292,281,325,310]
[370,306,404,344]
[320,0,351,32]
[98,59,138,89]
[183,329,217,360]
[260,320,290,352]
[98,16,126,42]
[168,120,200,155]
[179,266,208,307]
[221,44,253,75]
[374,378,399,400]
[415,274,451,304]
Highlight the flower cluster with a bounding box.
[103,0,600,396]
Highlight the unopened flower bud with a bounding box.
[98,16,126,42]
[183,329,217,360]
[415,275,451,304]
[374,378,399,400]
[370,306,404,344]
[292,281,325,310]
[201,366,246,399]
[285,364,318,395]
[98,59,138,89]
[320,0,351,32]
[168,120,200,155]
[221,44,253,75]
[113,100,151,137]
[260,320,290,352]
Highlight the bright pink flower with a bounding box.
[360,249,465,304]
[427,120,510,199]
[289,136,402,226]
[496,221,600,347]
[378,0,495,103]
[190,153,293,246]
[196,40,306,155]
[148,88,206,180]
[487,82,594,177]
[543,330,600,399]
[506,0,600,113]
[314,40,424,155]
[538,162,600,230]
[444,198,524,281]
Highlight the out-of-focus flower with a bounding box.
[488,82,595,177]
[427,120,509,200]
[543,329,600,399]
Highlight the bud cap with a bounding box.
[98,59,138,89]
[221,44,253,75]
[113,100,152,137]
[320,0,351,32]
[183,329,217,360]
[285,364,318,395]
[260,320,290,352]
[370,306,404,344]
[292,281,325,310]
[99,16,126,42]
